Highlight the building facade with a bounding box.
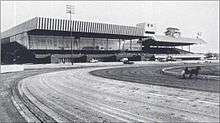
[1,17,146,64]
[1,17,205,64]
[1,17,144,51]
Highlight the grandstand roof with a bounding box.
[153,35,206,44]
[1,17,144,39]
[143,35,206,46]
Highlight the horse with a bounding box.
[182,66,201,79]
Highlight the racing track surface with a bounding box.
[19,64,219,122]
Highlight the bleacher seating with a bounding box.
[143,48,179,54]
[174,48,193,54]
[142,47,192,54]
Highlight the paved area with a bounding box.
[19,64,219,122]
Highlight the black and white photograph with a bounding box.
[0,1,219,122]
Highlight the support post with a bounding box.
[106,38,109,50]
[78,37,80,50]
[74,37,77,50]
[66,4,74,65]
[119,39,121,50]
[70,13,73,64]
[70,35,73,64]
[189,45,190,52]
[93,38,95,49]
[123,39,125,51]
[130,39,132,51]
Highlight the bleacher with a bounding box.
[142,48,181,54]
[175,48,193,54]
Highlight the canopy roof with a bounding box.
[153,35,206,44]
[1,17,144,39]
[143,35,206,46]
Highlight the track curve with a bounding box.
[19,64,219,122]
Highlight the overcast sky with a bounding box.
[1,1,219,53]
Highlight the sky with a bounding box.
[1,1,219,53]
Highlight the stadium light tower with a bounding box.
[66,5,75,65]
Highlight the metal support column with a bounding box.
[74,37,77,50]
[119,39,121,50]
[70,32,73,64]
[139,38,142,51]
[78,37,80,50]
[122,39,125,51]
[106,38,109,50]
[66,5,74,65]
[130,39,132,51]
[188,45,190,52]
[93,38,95,49]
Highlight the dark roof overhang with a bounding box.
[142,39,194,46]
[27,29,145,40]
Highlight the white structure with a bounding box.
[0,65,24,73]
[136,22,156,36]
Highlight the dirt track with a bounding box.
[18,64,219,122]
[0,68,64,122]
[0,67,92,122]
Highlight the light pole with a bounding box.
[66,5,75,65]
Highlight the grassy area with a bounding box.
[200,64,220,76]
[90,63,220,93]
[170,64,220,76]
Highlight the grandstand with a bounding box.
[1,17,205,64]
